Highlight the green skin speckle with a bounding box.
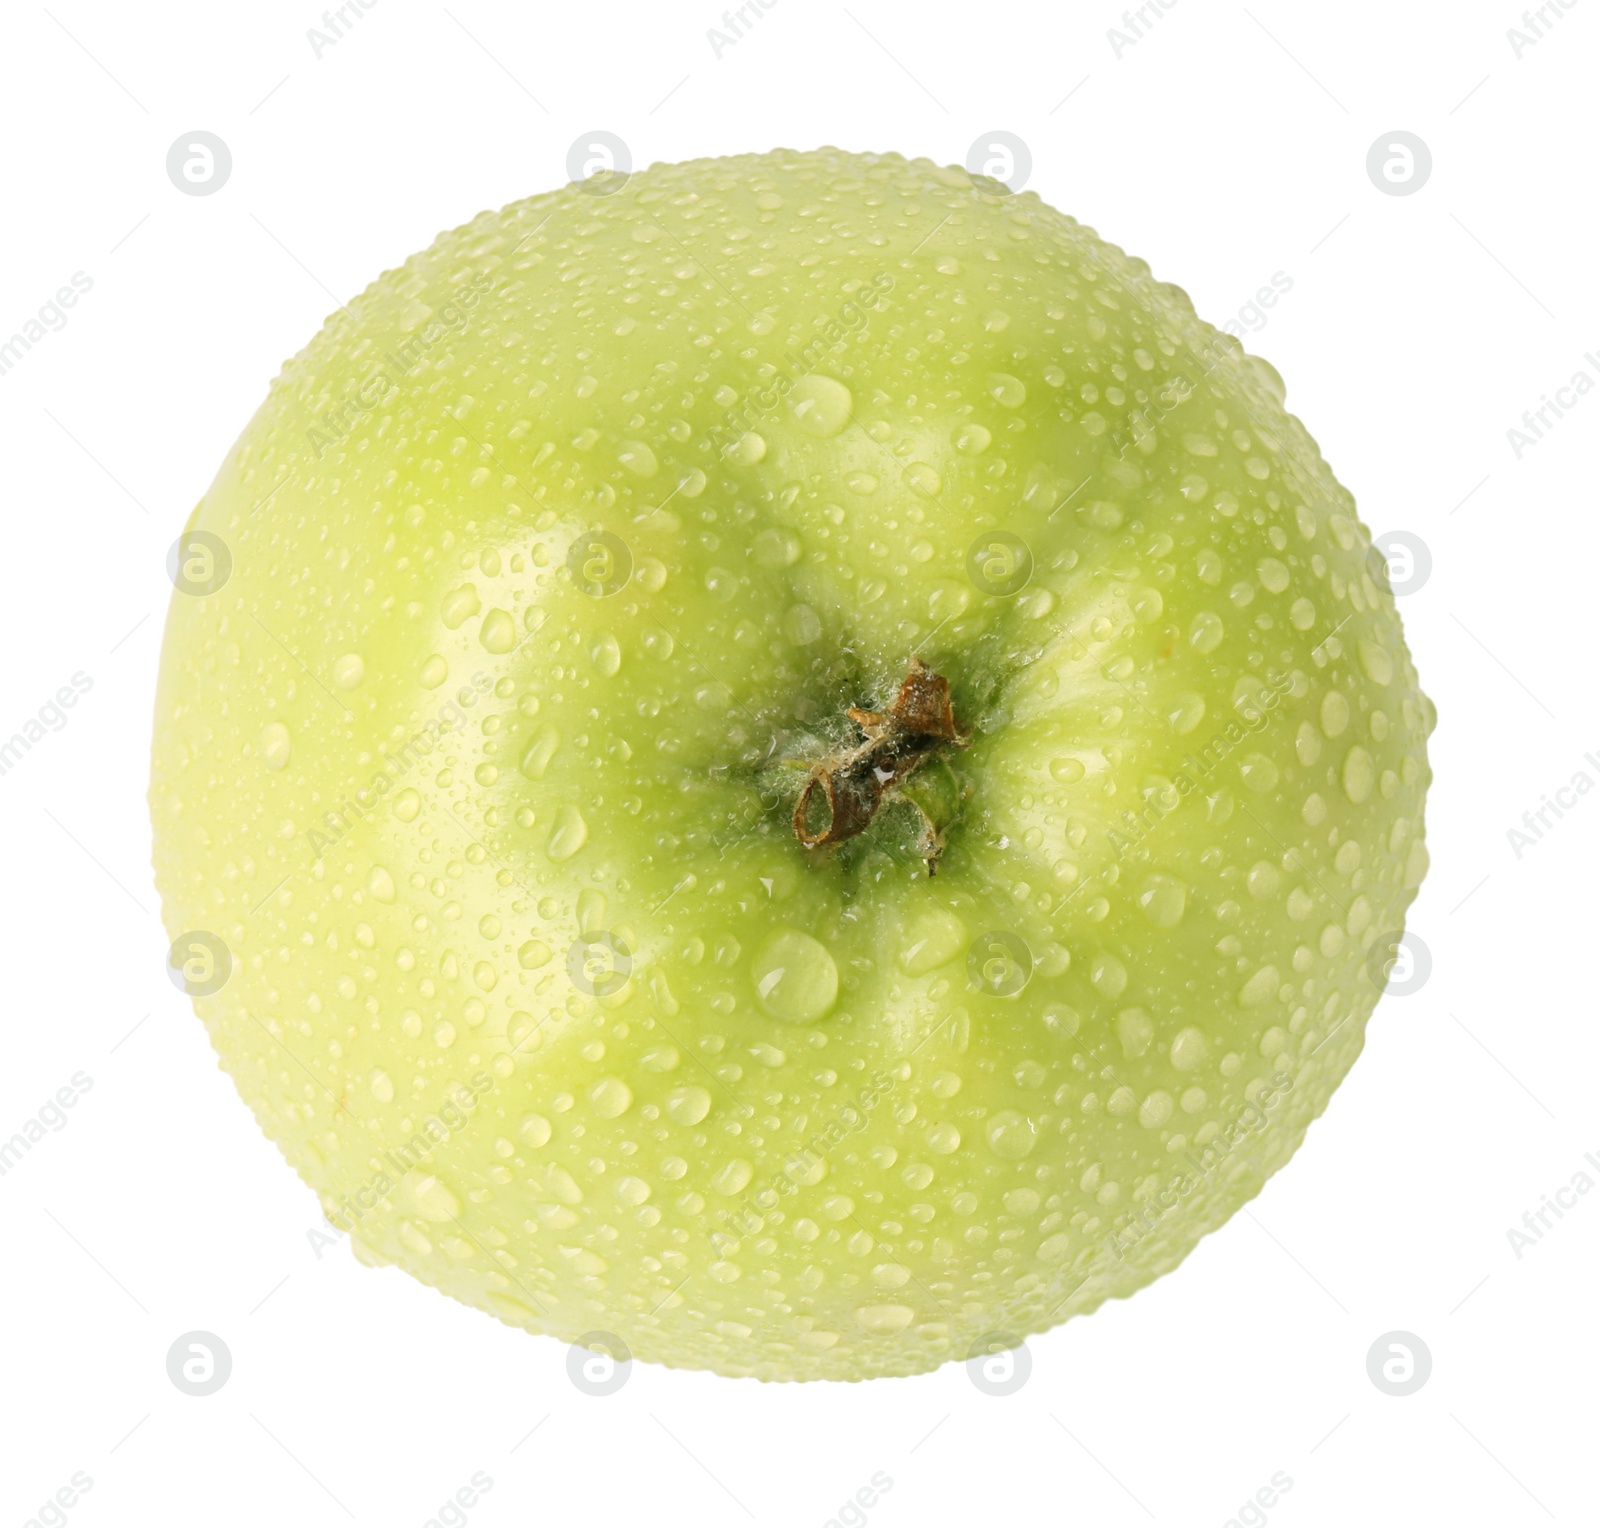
[150,148,1433,1381]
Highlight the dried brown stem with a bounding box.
[792,657,967,872]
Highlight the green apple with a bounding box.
[151,148,1432,1381]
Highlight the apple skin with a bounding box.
[151,148,1432,1381]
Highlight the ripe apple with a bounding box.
[150,148,1432,1380]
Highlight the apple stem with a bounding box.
[791,657,969,873]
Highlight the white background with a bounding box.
[0,2,1593,1524]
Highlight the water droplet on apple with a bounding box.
[728,431,767,465]
[788,375,853,437]
[1138,1091,1174,1127]
[480,608,516,653]
[1257,557,1290,594]
[898,907,967,976]
[260,722,291,770]
[1117,1007,1153,1058]
[1239,965,1280,1006]
[1321,690,1350,737]
[402,1171,461,1222]
[520,726,561,779]
[855,1303,915,1334]
[987,373,1026,408]
[1358,640,1394,686]
[665,1085,712,1125]
[1137,875,1187,927]
[1169,1026,1208,1070]
[517,939,552,969]
[784,604,822,646]
[546,805,588,861]
[985,1111,1038,1159]
[710,1159,753,1195]
[333,653,365,689]
[1238,752,1280,794]
[618,439,659,477]
[751,930,838,1023]
[1342,746,1375,803]
[588,1077,633,1117]
[1038,1233,1073,1264]
[1188,611,1224,653]
[1090,952,1128,997]
[440,584,480,628]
